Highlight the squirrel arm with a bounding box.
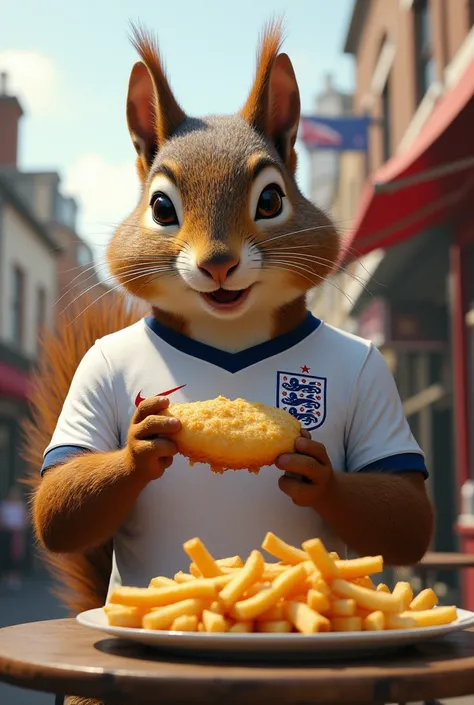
[34,449,148,554]
[315,470,433,565]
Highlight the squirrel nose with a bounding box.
[198,254,240,283]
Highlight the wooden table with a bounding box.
[415,552,474,590]
[1,619,474,704]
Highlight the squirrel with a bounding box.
[23,21,434,705]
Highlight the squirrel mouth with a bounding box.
[201,287,251,310]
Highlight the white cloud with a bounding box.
[0,50,64,118]
[64,153,140,258]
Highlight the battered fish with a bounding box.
[163,395,302,474]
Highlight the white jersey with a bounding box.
[42,314,426,598]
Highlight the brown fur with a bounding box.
[24,23,343,705]
[22,28,434,705]
[24,14,340,617]
[127,23,186,178]
[22,292,145,613]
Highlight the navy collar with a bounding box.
[144,313,321,373]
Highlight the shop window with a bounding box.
[414,0,436,103]
[381,78,391,161]
[10,265,25,349]
[36,286,46,351]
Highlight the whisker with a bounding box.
[264,252,371,291]
[60,266,176,316]
[260,261,357,309]
[66,268,178,326]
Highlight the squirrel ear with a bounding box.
[127,26,186,178]
[241,23,300,173]
[126,61,158,173]
[267,54,301,171]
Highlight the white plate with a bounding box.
[77,607,474,659]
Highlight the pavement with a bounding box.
[1,575,474,705]
[0,572,66,705]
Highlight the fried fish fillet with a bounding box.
[164,395,302,474]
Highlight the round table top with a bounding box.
[417,552,474,569]
[2,620,474,704]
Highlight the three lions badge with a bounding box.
[276,371,327,431]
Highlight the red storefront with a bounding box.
[0,350,31,497]
[341,56,474,607]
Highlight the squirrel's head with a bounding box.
[108,22,340,344]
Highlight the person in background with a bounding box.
[0,485,28,590]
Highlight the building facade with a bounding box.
[310,0,474,604]
[0,74,106,500]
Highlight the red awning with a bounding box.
[341,56,474,262]
[0,362,30,401]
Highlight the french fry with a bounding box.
[307,589,331,613]
[232,564,307,620]
[106,533,451,636]
[229,621,254,633]
[311,577,331,595]
[143,598,206,630]
[329,598,356,617]
[286,577,313,599]
[331,616,362,632]
[149,576,176,588]
[331,579,404,613]
[217,556,244,568]
[173,572,196,584]
[385,613,416,630]
[186,570,234,588]
[255,604,285,622]
[292,595,309,603]
[262,532,308,564]
[189,562,202,578]
[170,614,199,632]
[257,620,292,633]
[353,576,375,590]
[302,539,341,580]
[284,601,331,634]
[202,609,230,633]
[261,565,288,581]
[410,588,438,611]
[244,581,271,598]
[363,611,385,631]
[183,538,223,578]
[219,550,265,609]
[392,581,414,610]
[335,556,383,580]
[109,579,217,609]
[104,605,144,628]
[397,606,457,628]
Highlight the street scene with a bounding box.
[1,0,474,703]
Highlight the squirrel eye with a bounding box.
[255,184,285,220]
[150,192,179,226]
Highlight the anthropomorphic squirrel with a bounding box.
[24,21,433,705]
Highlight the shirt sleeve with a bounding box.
[344,344,427,476]
[41,340,120,474]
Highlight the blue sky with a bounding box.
[0,0,354,257]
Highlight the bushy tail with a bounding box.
[21,292,146,614]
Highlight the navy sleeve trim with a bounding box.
[357,453,428,478]
[41,445,92,476]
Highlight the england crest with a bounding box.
[276,371,327,431]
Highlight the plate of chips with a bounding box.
[77,533,474,657]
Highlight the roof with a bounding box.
[344,0,371,55]
[0,173,61,255]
